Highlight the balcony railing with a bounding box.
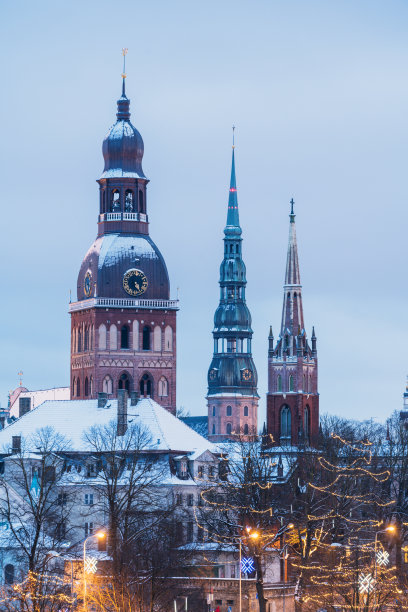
[99,212,148,222]
[69,297,179,312]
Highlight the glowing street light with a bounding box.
[83,530,106,611]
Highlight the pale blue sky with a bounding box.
[1,0,408,424]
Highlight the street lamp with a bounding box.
[373,525,395,611]
[83,530,106,611]
[239,528,259,612]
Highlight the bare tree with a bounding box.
[0,426,74,611]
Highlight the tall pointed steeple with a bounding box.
[266,201,319,447]
[281,199,304,337]
[225,146,241,231]
[207,137,258,441]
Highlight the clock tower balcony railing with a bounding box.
[69,297,179,312]
[99,212,148,222]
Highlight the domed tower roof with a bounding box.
[74,67,172,303]
[77,234,170,301]
[100,80,146,180]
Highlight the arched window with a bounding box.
[118,372,131,393]
[289,375,294,391]
[226,423,232,435]
[244,406,249,417]
[212,406,216,417]
[111,189,120,212]
[102,375,113,395]
[90,325,94,350]
[72,377,76,396]
[109,324,117,350]
[212,424,216,435]
[304,405,310,440]
[5,564,14,584]
[132,320,139,350]
[140,373,153,397]
[154,325,162,351]
[226,406,232,417]
[277,375,282,392]
[121,325,129,349]
[99,324,107,350]
[78,329,82,353]
[143,326,150,350]
[280,405,291,440]
[76,378,81,397]
[230,244,234,253]
[164,326,173,351]
[84,326,89,351]
[125,190,134,212]
[102,190,106,212]
[244,423,249,435]
[89,376,93,396]
[138,190,144,212]
[84,377,89,397]
[158,376,168,397]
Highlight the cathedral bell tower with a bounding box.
[69,68,178,412]
[266,201,318,446]
[207,142,259,441]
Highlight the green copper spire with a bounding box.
[225,131,241,235]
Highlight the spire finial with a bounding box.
[290,198,295,215]
[232,125,236,149]
[121,48,128,96]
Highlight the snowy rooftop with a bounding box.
[9,387,70,418]
[0,397,218,457]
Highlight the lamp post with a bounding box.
[239,527,259,612]
[373,525,395,611]
[83,530,106,611]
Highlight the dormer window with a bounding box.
[180,460,188,478]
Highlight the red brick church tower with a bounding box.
[266,200,319,446]
[69,70,178,412]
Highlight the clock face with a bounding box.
[123,269,148,297]
[209,369,218,381]
[242,368,252,382]
[84,271,92,298]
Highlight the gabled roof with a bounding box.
[0,398,217,457]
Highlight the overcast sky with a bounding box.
[1,0,407,425]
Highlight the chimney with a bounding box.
[130,390,140,406]
[19,397,31,418]
[12,436,21,454]
[117,390,128,436]
[98,393,108,408]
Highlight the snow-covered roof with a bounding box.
[9,387,70,418]
[0,398,218,457]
